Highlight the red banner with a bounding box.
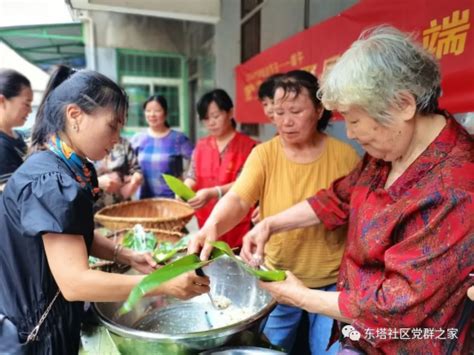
[235,0,474,123]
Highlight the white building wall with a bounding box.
[83,11,189,79]
[214,0,241,101]
[96,47,118,82]
[92,12,185,53]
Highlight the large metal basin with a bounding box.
[94,256,276,354]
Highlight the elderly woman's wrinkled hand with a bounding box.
[468,286,474,301]
[240,219,272,267]
[258,271,308,308]
[187,224,218,261]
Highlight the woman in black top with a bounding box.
[0,69,32,192]
[0,65,210,355]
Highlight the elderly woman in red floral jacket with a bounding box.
[234,26,474,354]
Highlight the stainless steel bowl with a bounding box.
[94,256,276,354]
[200,346,286,354]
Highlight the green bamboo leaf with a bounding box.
[152,248,180,263]
[121,229,157,252]
[162,174,196,201]
[120,248,226,314]
[120,254,203,314]
[209,241,236,258]
[209,247,227,260]
[242,267,286,282]
[209,241,286,282]
[121,230,135,249]
[152,234,191,264]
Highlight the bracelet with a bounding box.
[113,243,123,264]
[215,186,223,200]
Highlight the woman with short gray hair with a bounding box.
[238,26,473,354]
[321,26,441,125]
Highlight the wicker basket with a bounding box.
[94,198,194,232]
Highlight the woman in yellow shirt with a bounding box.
[189,70,359,354]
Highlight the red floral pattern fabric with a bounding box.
[308,117,474,354]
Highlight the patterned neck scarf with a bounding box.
[48,134,100,199]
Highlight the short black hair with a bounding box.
[143,95,170,128]
[258,73,284,100]
[197,89,233,119]
[32,65,128,149]
[274,70,332,132]
[197,89,236,128]
[143,95,168,114]
[0,69,31,99]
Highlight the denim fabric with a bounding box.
[263,283,339,354]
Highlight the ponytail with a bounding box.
[32,65,75,149]
[31,65,128,151]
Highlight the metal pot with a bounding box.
[200,346,286,354]
[94,256,276,354]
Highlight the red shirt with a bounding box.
[308,117,474,354]
[194,132,257,248]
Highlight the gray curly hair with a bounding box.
[319,26,441,125]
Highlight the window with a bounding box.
[241,0,262,63]
[117,50,185,130]
[241,0,263,17]
[241,12,261,63]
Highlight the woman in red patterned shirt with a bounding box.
[236,26,474,354]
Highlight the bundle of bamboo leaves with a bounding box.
[120,241,286,315]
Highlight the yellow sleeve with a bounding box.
[230,148,265,207]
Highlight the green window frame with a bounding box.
[116,49,189,137]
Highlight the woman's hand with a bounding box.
[187,188,217,209]
[240,219,273,267]
[153,272,210,300]
[468,286,474,301]
[128,251,158,274]
[130,172,143,186]
[188,191,251,260]
[120,172,143,199]
[187,224,218,261]
[258,271,308,308]
[98,172,123,193]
